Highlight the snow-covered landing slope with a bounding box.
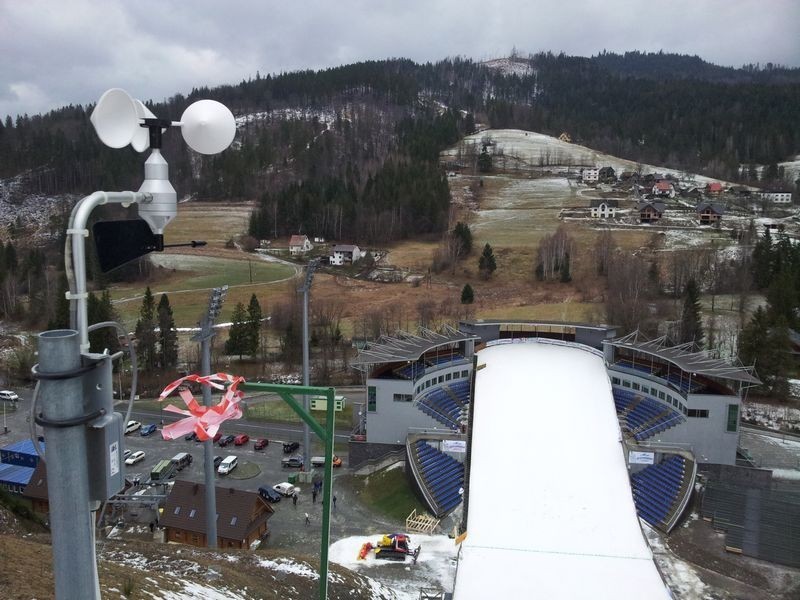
[444,128,733,186]
[453,342,670,599]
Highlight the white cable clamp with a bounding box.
[65,291,89,300]
[66,228,90,238]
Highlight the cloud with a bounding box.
[0,0,798,118]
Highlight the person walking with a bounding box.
[312,489,317,504]
[333,495,337,511]
[292,492,298,507]
[304,512,310,526]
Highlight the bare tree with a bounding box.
[594,229,616,275]
[536,225,574,280]
[605,253,657,334]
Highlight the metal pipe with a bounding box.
[302,286,310,469]
[67,191,147,351]
[200,315,218,548]
[39,329,99,600]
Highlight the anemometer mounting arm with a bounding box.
[67,190,158,351]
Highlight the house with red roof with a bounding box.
[289,234,313,256]
[651,181,675,198]
[705,182,723,196]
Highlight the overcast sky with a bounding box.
[1,0,798,119]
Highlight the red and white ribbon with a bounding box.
[158,373,246,441]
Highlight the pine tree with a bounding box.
[157,293,178,369]
[225,302,249,359]
[135,286,158,370]
[766,267,797,328]
[751,226,773,289]
[560,253,572,283]
[245,294,263,356]
[453,222,473,256]
[679,279,703,347]
[478,243,497,279]
[477,147,493,173]
[460,283,474,304]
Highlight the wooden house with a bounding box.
[638,200,665,223]
[696,202,725,225]
[160,481,274,549]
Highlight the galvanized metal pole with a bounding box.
[200,315,218,548]
[39,329,99,600]
[302,286,311,469]
[318,386,336,600]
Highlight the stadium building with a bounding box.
[350,320,759,530]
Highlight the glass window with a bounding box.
[367,386,376,412]
[445,373,452,381]
[612,377,620,385]
[438,376,444,383]
[727,404,739,432]
[189,509,196,518]
[659,391,665,400]
[622,380,631,388]
[632,382,640,390]
[641,386,649,394]
[462,370,469,378]
[173,507,181,515]
[393,393,412,403]
[453,371,460,379]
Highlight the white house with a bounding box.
[581,168,599,183]
[330,244,362,266]
[651,181,676,198]
[759,191,793,204]
[590,199,618,218]
[289,235,313,255]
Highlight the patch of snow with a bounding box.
[254,557,317,580]
[772,468,800,480]
[482,58,536,78]
[329,534,458,599]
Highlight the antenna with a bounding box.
[180,100,236,155]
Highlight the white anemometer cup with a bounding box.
[90,88,236,233]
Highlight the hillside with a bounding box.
[0,519,404,600]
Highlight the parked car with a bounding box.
[123,449,132,459]
[210,432,222,443]
[217,455,238,475]
[213,455,223,468]
[184,431,197,441]
[218,434,235,447]
[272,482,296,497]
[310,455,342,468]
[282,441,300,454]
[258,485,282,503]
[254,438,269,451]
[234,434,250,446]
[140,423,158,436]
[125,450,145,466]
[171,452,193,471]
[281,455,304,469]
[0,390,19,402]
[125,420,142,435]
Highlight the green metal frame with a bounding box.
[241,382,336,600]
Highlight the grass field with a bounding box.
[108,253,296,326]
[353,464,427,521]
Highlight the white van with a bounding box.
[217,455,238,475]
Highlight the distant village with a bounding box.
[575,166,793,227]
